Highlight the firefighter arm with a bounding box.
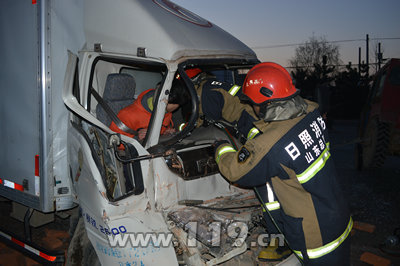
[219,94,261,140]
[218,89,257,123]
[214,141,267,187]
[203,88,260,138]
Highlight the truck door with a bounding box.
[63,51,151,214]
[63,51,184,266]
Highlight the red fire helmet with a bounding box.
[185,68,202,79]
[242,62,298,105]
[176,68,202,80]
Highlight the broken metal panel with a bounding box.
[167,194,265,265]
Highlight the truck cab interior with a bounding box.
[82,55,253,201]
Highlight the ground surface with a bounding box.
[0,120,399,265]
[329,120,400,266]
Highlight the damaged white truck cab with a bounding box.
[1,0,279,265]
[64,1,267,265]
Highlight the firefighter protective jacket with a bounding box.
[194,78,260,140]
[215,99,352,262]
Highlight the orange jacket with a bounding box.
[109,89,173,138]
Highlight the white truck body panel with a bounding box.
[1,0,264,265]
[0,0,85,212]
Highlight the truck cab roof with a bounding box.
[84,0,257,61]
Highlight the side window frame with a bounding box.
[72,59,81,104]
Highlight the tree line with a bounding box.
[289,35,371,120]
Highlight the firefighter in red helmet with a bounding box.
[214,62,351,265]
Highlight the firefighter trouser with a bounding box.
[302,236,350,266]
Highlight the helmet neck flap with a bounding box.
[259,95,308,122]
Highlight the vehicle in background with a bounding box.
[356,58,400,169]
